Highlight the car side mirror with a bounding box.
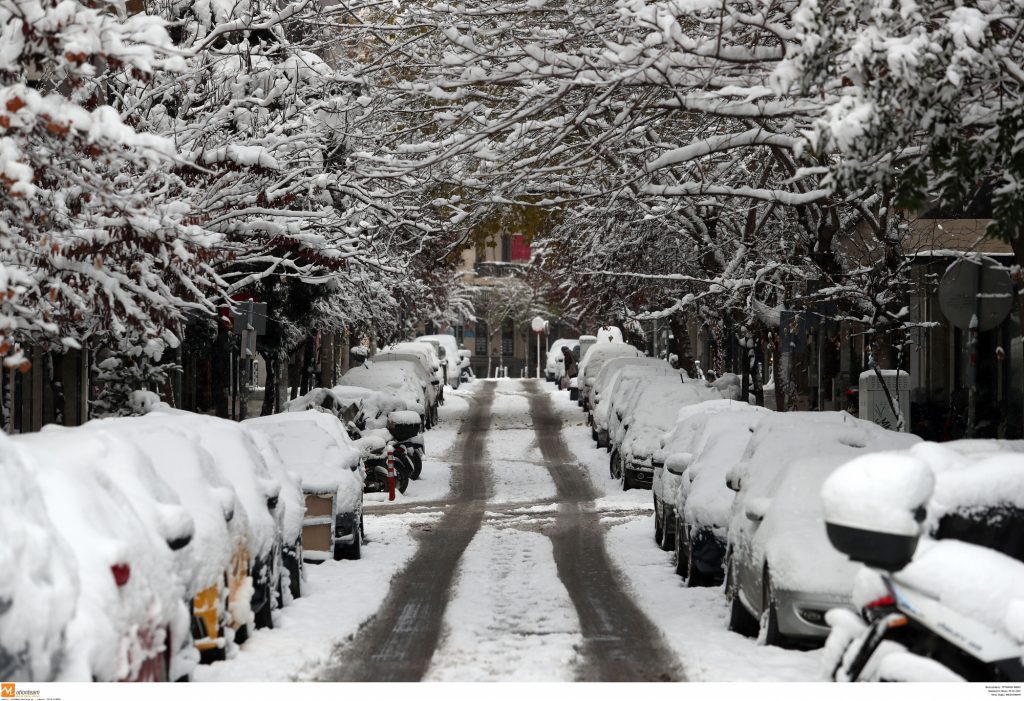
[725,463,746,492]
[665,452,692,476]
[745,497,770,522]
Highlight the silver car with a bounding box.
[724,413,918,647]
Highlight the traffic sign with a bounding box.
[938,256,1013,332]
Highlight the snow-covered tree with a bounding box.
[0,0,219,369]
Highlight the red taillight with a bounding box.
[111,563,131,587]
[865,594,895,609]
[394,445,405,455]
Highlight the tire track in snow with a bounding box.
[524,380,686,682]
[319,382,495,682]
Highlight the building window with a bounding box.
[475,322,488,356]
[502,319,514,356]
[500,235,511,262]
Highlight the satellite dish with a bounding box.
[938,256,1014,332]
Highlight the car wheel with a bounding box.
[286,551,302,600]
[660,510,675,552]
[591,426,598,443]
[335,531,362,561]
[726,559,759,638]
[233,623,250,646]
[685,544,707,587]
[654,506,663,546]
[761,567,790,648]
[609,452,617,479]
[622,469,632,491]
[411,452,423,480]
[674,517,688,577]
[254,581,274,630]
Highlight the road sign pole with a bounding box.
[967,268,981,438]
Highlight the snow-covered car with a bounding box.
[545,338,579,382]
[288,385,409,431]
[822,441,1024,682]
[610,380,721,490]
[0,433,78,682]
[384,341,445,403]
[243,428,306,600]
[651,399,767,552]
[666,406,770,584]
[577,342,643,412]
[12,429,193,682]
[415,334,463,389]
[340,362,428,427]
[374,351,439,412]
[595,365,683,450]
[148,409,285,633]
[245,412,364,562]
[95,414,253,659]
[725,412,919,647]
[589,357,673,444]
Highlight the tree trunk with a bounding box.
[669,313,696,377]
[260,352,277,416]
[277,350,289,412]
[320,332,334,388]
[212,323,231,418]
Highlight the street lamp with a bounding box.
[531,316,547,379]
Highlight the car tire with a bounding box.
[254,581,274,630]
[660,510,675,552]
[622,469,632,491]
[654,505,664,546]
[726,559,758,638]
[591,426,598,443]
[761,568,790,648]
[674,517,688,577]
[286,552,302,600]
[686,546,707,587]
[335,529,362,561]
[234,623,250,646]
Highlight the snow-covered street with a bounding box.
[194,379,822,682]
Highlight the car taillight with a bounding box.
[112,563,131,587]
[395,445,405,455]
[865,594,895,610]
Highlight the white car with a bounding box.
[578,342,643,412]
[245,412,364,562]
[148,409,284,633]
[652,400,768,553]
[590,357,672,444]
[0,432,78,682]
[12,429,192,682]
[243,428,307,601]
[341,361,430,427]
[385,341,445,401]
[725,412,919,646]
[93,414,255,658]
[666,406,770,584]
[611,380,721,490]
[416,334,464,389]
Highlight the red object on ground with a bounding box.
[387,446,396,502]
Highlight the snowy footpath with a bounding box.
[201,380,822,682]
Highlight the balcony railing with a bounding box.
[473,261,528,278]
